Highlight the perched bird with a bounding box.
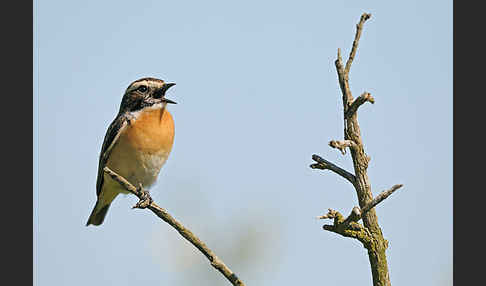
[86,77,177,226]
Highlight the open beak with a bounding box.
[155,82,177,104]
[162,97,177,104]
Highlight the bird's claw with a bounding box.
[133,183,153,209]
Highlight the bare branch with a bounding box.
[336,48,345,77]
[341,184,403,224]
[103,167,245,286]
[310,154,356,186]
[360,184,403,216]
[335,48,351,107]
[318,208,371,245]
[104,167,140,195]
[329,140,357,155]
[344,13,372,77]
[345,92,375,119]
[316,208,340,220]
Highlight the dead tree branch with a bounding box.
[329,140,357,155]
[310,154,356,186]
[310,13,403,286]
[318,184,403,225]
[360,184,403,217]
[317,208,372,245]
[344,13,372,77]
[345,92,375,119]
[103,167,245,286]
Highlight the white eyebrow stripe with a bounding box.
[126,80,165,93]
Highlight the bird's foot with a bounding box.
[132,183,153,209]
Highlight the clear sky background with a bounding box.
[34,1,452,285]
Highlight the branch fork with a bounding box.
[318,208,371,245]
[345,92,375,119]
[318,184,402,221]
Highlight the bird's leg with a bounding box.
[132,183,153,209]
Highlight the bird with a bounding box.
[86,77,177,226]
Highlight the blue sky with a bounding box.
[34,1,452,285]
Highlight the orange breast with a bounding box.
[123,107,175,154]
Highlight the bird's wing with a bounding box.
[95,114,129,196]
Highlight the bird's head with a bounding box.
[119,77,176,113]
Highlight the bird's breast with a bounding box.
[124,107,175,154]
[105,107,175,189]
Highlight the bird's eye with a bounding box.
[137,85,148,92]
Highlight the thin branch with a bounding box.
[340,184,404,223]
[337,48,344,72]
[360,184,403,216]
[335,48,351,108]
[329,140,357,155]
[335,48,345,84]
[310,154,356,186]
[344,13,372,77]
[336,13,372,111]
[316,208,340,220]
[345,92,375,119]
[103,167,245,286]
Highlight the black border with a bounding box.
[453,1,483,284]
[1,1,33,285]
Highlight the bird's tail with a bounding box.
[86,200,111,226]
